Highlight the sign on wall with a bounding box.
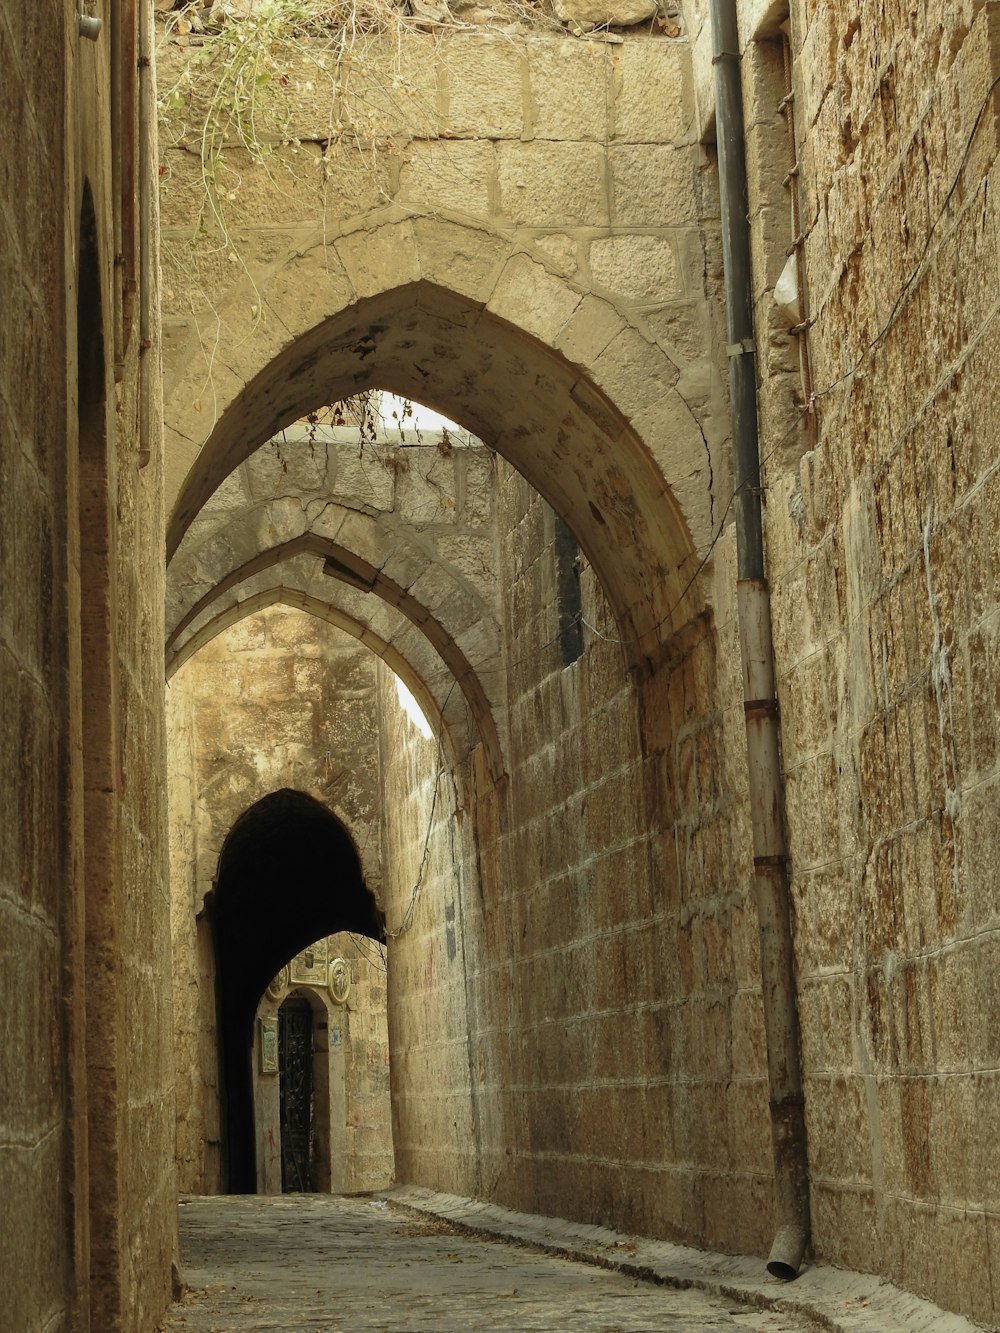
[290,939,328,985]
[259,1016,279,1074]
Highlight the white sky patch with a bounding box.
[380,393,467,440]
[395,674,433,738]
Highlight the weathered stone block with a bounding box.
[527,38,612,141]
[440,33,525,139]
[397,140,495,217]
[334,219,421,298]
[610,144,699,225]
[497,142,608,227]
[487,252,582,344]
[613,39,695,144]
[588,232,685,301]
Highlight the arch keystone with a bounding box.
[412,216,512,304]
[334,219,421,300]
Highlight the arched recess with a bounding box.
[167,574,497,782]
[165,272,707,673]
[209,789,382,1193]
[76,179,126,1326]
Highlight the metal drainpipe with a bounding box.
[709,0,810,1279]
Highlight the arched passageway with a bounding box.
[166,280,709,672]
[210,789,383,1192]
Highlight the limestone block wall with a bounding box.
[157,20,730,682]
[693,0,1000,1322]
[377,456,776,1255]
[2,2,176,1328]
[377,661,481,1195]
[165,428,506,776]
[1,8,78,1326]
[338,937,394,1192]
[155,1,1000,1323]
[167,606,383,1191]
[485,467,773,1250]
[112,371,177,1333]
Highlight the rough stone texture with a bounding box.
[0,12,75,1330]
[376,660,482,1195]
[1,3,176,1329]
[376,460,775,1257]
[553,0,658,29]
[165,425,506,776]
[162,1194,818,1331]
[698,0,1000,1323]
[157,25,730,669]
[6,3,1000,1330]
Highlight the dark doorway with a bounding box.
[210,788,383,1192]
[279,997,316,1192]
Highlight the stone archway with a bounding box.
[165,426,506,777]
[165,269,715,673]
[210,789,382,1193]
[167,579,493,783]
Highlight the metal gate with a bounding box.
[278,997,315,1192]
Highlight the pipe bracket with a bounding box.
[744,697,779,718]
[726,337,756,357]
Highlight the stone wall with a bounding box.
[157,2,1000,1326]
[1,6,77,1325]
[768,1,1000,1320]
[336,935,394,1193]
[682,0,1000,1321]
[377,660,482,1194]
[376,459,776,1252]
[165,427,506,778]
[482,472,774,1249]
[157,20,727,672]
[1,1,176,1328]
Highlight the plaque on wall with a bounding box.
[259,1016,279,1074]
[327,957,351,1005]
[266,964,290,1002]
[290,938,328,986]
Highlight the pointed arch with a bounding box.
[165,249,710,672]
[210,789,381,1192]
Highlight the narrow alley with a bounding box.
[161,1195,811,1332]
[9,2,1000,1329]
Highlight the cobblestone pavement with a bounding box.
[160,1195,814,1332]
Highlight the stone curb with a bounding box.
[382,1186,991,1333]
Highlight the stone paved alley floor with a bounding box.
[160,1195,814,1333]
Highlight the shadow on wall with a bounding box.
[206,788,384,1192]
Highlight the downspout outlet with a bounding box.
[767,1223,809,1280]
